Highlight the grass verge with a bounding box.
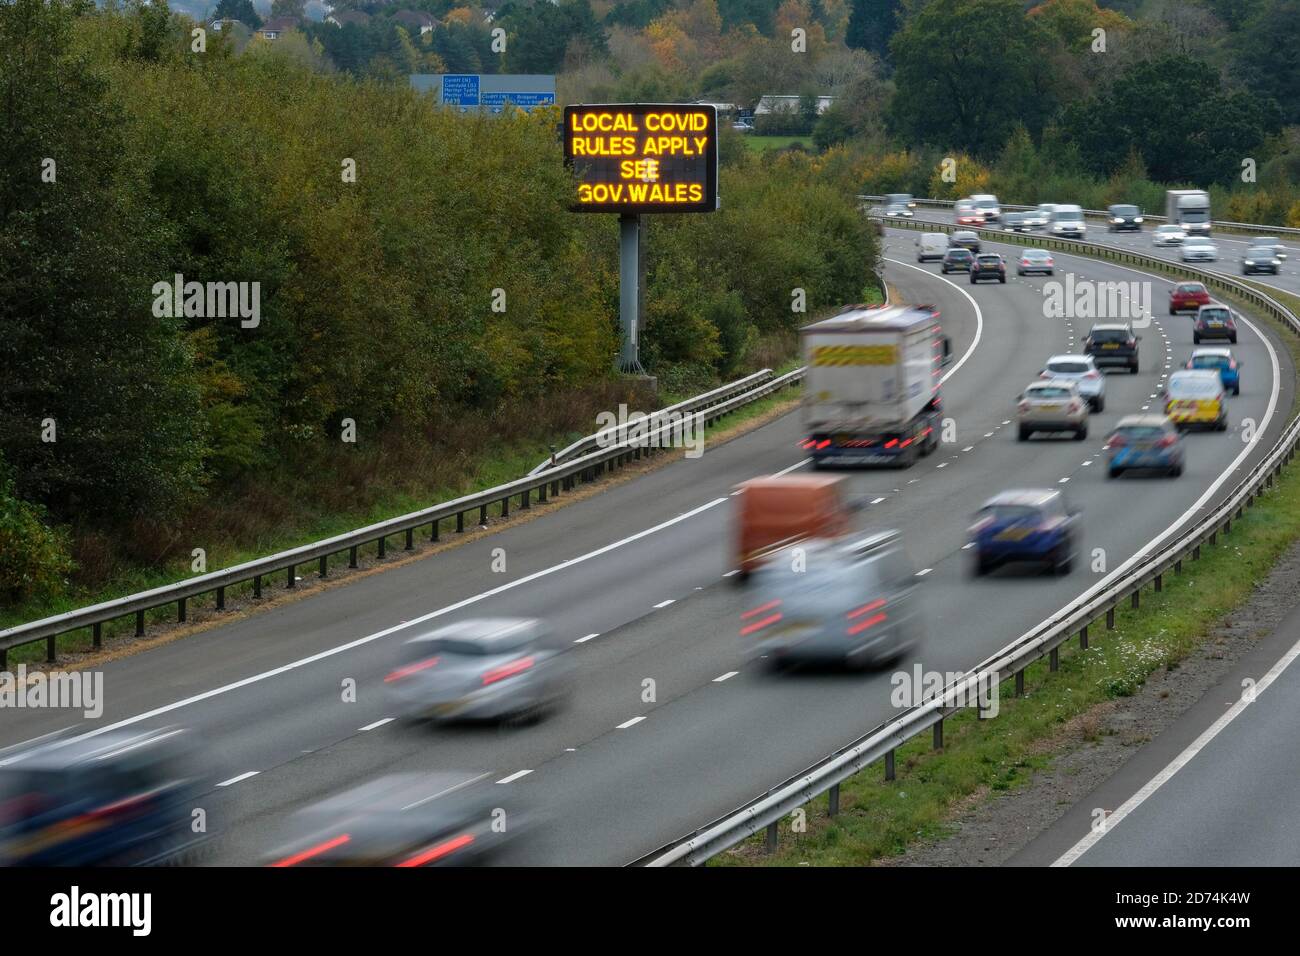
[715,446,1300,866]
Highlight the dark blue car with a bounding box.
[1185,347,1241,395]
[969,489,1079,576]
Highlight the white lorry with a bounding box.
[1165,189,1211,236]
[801,304,944,467]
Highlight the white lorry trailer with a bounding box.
[1165,189,1211,236]
[801,304,944,467]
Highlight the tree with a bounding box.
[888,0,1063,155]
[270,0,305,20]
[1232,0,1300,125]
[214,0,261,29]
[504,0,606,74]
[845,0,899,59]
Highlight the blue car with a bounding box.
[1105,415,1185,479]
[1185,347,1241,395]
[969,489,1079,576]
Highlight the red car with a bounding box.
[1169,281,1210,315]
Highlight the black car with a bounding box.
[1242,245,1281,275]
[1083,323,1140,373]
[941,247,975,273]
[1106,204,1143,232]
[970,253,1006,284]
[1193,304,1237,344]
[949,231,981,253]
[1002,212,1033,233]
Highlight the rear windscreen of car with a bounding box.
[1047,362,1089,374]
[416,635,532,657]
[1025,251,1049,258]
[980,505,1041,523]
[1090,329,1129,342]
[1177,284,1204,294]
[1199,310,1230,322]
[977,256,1000,264]
[1111,206,1138,216]
[1170,379,1220,398]
[1028,387,1071,399]
[1247,247,1274,256]
[947,249,971,257]
[1117,426,1167,441]
[1192,356,1228,367]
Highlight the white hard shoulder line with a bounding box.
[0,496,729,763]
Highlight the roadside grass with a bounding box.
[714,448,1300,866]
[1,372,805,666]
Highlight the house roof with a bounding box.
[259,16,301,33]
[328,10,371,26]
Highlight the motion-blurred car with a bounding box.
[1180,236,1218,262]
[1169,281,1210,314]
[1001,212,1032,233]
[970,253,1006,283]
[1106,204,1144,232]
[1016,380,1089,441]
[1163,369,1228,431]
[1082,323,1140,374]
[916,232,949,262]
[0,727,208,866]
[1193,303,1237,344]
[1049,204,1087,238]
[1152,224,1186,246]
[742,531,923,670]
[1024,204,1054,228]
[1016,249,1055,275]
[1184,346,1241,394]
[970,194,1002,222]
[731,120,754,132]
[266,772,518,867]
[386,618,573,724]
[1041,353,1106,410]
[969,489,1080,576]
[733,475,853,578]
[1242,244,1281,275]
[1105,415,1185,479]
[1249,237,1287,260]
[941,247,975,273]
[954,201,983,226]
[949,230,981,252]
[884,201,913,218]
[885,193,916,209]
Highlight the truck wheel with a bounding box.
[974,555,991,577]
[1230,334,1237,344]
[1093,396,1105,413]
[1074,426,1087,441]
[1233,384,1240,396]
[1129,362,1138,374]
[1108,467,1121,479]
[1193,334,1201,344]
[1017,425,1030,441]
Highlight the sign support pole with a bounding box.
[618,213,646,374]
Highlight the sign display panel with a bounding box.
[563,104,718,214]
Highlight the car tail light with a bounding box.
[270,833,352,867]
[384,656,441,683]
[847,599,887,636]
[1084,370,1100,379]
[741,599,782,636]
[816,439,831,449]
[1039,371,1050,379]
[1106,434,1126,449]
[1156,435,1177,448]
[1018,400,1030,412]
[1229,359,1237,369]
[482,656,535,686]
[1126,338,1136,347]
[1227,318,1236,328]
[396,833,475,868]
[1069,399,1082,412]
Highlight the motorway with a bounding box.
[0,227,1294,865]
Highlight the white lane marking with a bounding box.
[1054,629,1300,867]
[1082,460,1092,466]
[961,542,975,550]
[616,716,646,730]
[882,257,985,385]
[936,462,948,468]
[574,633,599,644]
[723,569,741,578]
[359,718,393,732]
[871,497,886,505]
[496,769,533,784]
[916,568,933,576]
[217,771,259,788]
[653,599,675,609]
[962,446,974,452]
[770,458,811,478]
[0,495,731,763]
[713,671,739,683]
[1058,477,1070,483]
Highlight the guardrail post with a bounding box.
[501,496,509,518]
[93,622,102,649]
[1131,591,1140,610]
[178,597,187,623]
[349,546,358,568]
[46,635,56,663]
[1015,670,1024,697]
[136,610,145,637]
[828,784,840,817]
[405,529,414,551]
[538,483,547,503]
[1208,532,1216,546]
[1154,574,1162,593]
[431,519,439,541]
[378,537,386,559]
[551,480,560,497]
[287,565,296,588]
[521,488,530,510]
[933,720,944,750]
[765,821,779,854]
[1106,608,1115,629]
[1193,545,1201,560]
[0,649,6,670]
[479,505,488,526]
[319,556,328,578]
[1080,625,1089,649]
[217,586,225,610]
[1049,647,1059,672]
[457,512,465,533]
[885,750,896,781]
[254,574,261,599]
[1224,518,1231,533]
[1175,559,1183,574]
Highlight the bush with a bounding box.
[0,462,75,604]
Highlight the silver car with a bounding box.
[885,202,914,218]
[1250,237,1287,260]
[1041,354,1106,411]
[386,618,574,723]
[1152,224,1185,246]
[1017,380,1089,441]
[1181,236,1218,262]
[743,531,923,670]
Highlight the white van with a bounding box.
[916,232,949,262]
[1050,204,1087,238]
